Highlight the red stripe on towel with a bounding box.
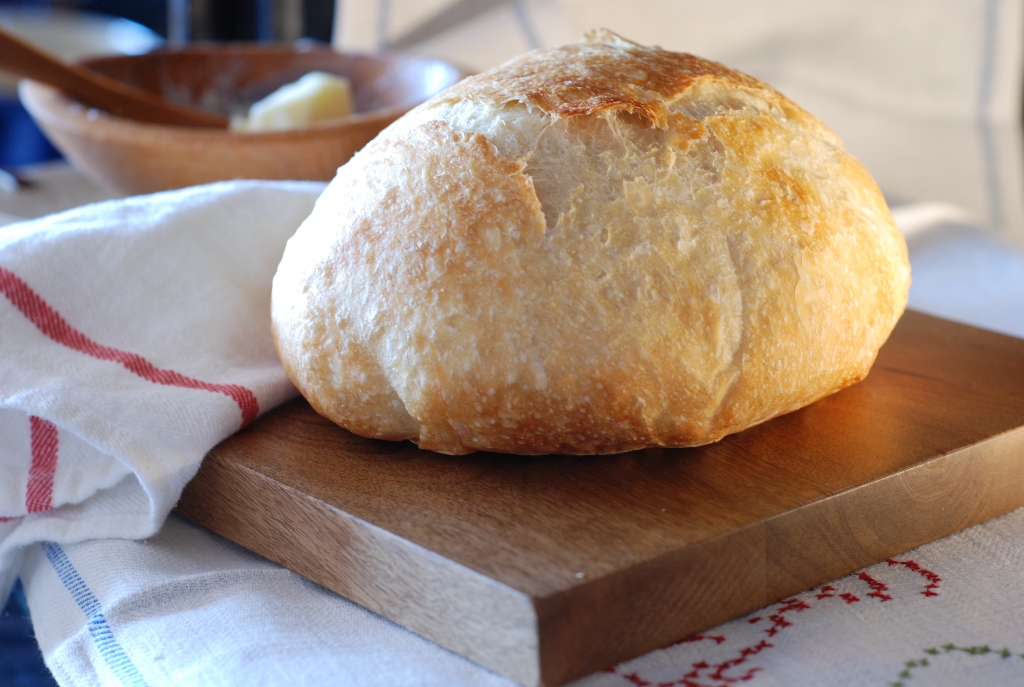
[27,416,58,513]
[0,265,259,426]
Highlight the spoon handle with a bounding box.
[0,26,228,128]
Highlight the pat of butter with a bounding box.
[231,71,354,133]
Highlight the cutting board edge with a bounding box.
[528,423,1024,685]
[763,421,1024,598]
[174,312,1024,687]
[176,452,543,687]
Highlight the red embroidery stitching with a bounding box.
[857,572,893,601]
[815,584,836,600]
[0,265,259,426]
[778,598,811,612]
[604,559,940,686]
[886,558,942,597]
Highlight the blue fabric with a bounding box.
[0,98,61,168]
[0,580,58,687]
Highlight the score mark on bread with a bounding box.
[271,30,910,455]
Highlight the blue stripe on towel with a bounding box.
[41,542,149,687]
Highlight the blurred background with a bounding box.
[334,0,1024,246]
[0,0,337,168]
[1,0,1021,240]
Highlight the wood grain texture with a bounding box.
[176,311,1024,686]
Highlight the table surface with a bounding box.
[6,162,1024,687]
[177,310,1024,686]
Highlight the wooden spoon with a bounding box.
[0,26,228,128]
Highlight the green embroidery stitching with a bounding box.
[891,645,1024,686]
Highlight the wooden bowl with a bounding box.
[19,44,467,195]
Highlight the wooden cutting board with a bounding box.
[176,311,1024,687]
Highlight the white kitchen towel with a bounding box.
[0,180,326,602]
[22,515,518,687]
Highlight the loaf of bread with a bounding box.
[271,30,910,455]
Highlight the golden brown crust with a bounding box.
[442,29,766,126]
[271,32,910,455]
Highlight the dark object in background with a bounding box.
[72,0,168,36]
[192,0,274,41]
[31,0,336,43]
[0,98,60,166]
[0,582,59,687]
[0,0,337,167]
[188,0,336,43]
[300,0,333,43]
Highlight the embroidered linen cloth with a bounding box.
[5,180,1024,686]
[0,180,325,602]
[21,507,1024,687]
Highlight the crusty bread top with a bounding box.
[444,29,766,125]
[271,31,910,455]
